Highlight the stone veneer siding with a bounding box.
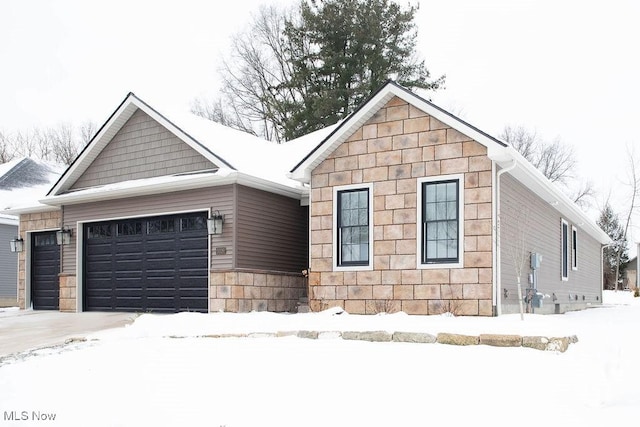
[308,96,494,315]
[18,210,62,309]
[210,270,306,313]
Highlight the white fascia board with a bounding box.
[3,205,61,216]
[40,172,307,207]
[495,147,611,245]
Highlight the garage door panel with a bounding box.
[31,231,60,310]
[84,212,208,313]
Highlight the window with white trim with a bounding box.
[336,187,370,267]
[561,219,569,280]
[572,225,578,270]
[419,177,463,266]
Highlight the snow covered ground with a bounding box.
[1,291,639,427]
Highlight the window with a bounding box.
[181,215,207,231]
[87,224,112,239]
[147,219,175,234]
[572,226,578,270]
[419,177,462,266]
[561,219,569,280]
[336,187,371,268]
[117,221,142,236]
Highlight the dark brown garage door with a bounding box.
[83,212,209,313]
[31,231,60,310]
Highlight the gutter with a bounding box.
[494,158,517,316]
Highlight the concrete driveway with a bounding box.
[0,309,136,357]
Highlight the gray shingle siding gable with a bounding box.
[71,109,216,190]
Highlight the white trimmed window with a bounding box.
[572,225,578,270]
[417,175,464,269]
[334,183,373,270]
[561,219,569,280]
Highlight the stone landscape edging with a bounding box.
[193,330,578,352]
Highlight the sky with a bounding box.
[0,290,638,426]
[1,0,639,242]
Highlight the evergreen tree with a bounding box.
[193,0,444,142]
[597,203,628,289]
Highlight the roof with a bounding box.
[15,81,610,245]
[0,157,65,215]
[42,92,310,206]
[288,80,611,245]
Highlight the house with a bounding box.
[0,214,18,306]
[289,81,611,315]
[0,158,64,307]
[8,93,310,313]
[7,81,611,315]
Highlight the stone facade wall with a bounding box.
[59,273,76,312]
[308,96,494,315]
[210,269,306,313]
[17,210,62,309]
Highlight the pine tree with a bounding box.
[193,0,444,142]
[597,203,628,289]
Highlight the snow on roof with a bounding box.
[0,157,65,213]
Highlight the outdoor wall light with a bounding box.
[207,210,225,235]
[56,228,72,245]
[9,237,24,253]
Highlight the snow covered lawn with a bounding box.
[1,291,639,427]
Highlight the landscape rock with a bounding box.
[342,331,393,342]
[546,337,570,353]
[436,333,479,346]
[522,336,549,351]
[479,334,522,347]
[392,332,437,343]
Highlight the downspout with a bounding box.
[494,159,517,316]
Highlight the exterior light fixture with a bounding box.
[56,228,72,245]
[207,211,224,235]
[9,237,24,253]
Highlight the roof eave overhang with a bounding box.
[493,147,612,245]
[40,173,307,207]
[3,204,61,216]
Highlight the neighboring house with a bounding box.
[289,81,611,315]
[0,158,64,306]
[7,81,611,315]
[0,214,18,306]
[623,256,637,290]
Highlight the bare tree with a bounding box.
[13,129,38,158]
[500,201,530,320]
[79,120,97,145]
[191,5,297,142]
[500,124,594,208]
[615,145,640,291]
[1,121,96,166]
[0,130,15,163]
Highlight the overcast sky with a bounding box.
[2,0,639,245]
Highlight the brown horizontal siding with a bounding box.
[500,173,601,312]
[62,185,235,274]
[236,185,308,273]
[71,109,215,190]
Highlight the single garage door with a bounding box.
[84,212,209,313]
[31,231,61,310]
